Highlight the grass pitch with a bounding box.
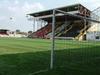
[0,38,100,75]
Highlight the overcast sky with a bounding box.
[0,0,100,32]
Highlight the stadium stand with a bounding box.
[28,4,99,40]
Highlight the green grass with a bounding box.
[0,38,100,75]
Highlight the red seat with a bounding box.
[33,24,52,38]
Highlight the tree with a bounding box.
[28,31,32,34]
[16,30,20,33]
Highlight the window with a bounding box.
[96,36,99,39]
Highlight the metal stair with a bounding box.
[55,22,72,36]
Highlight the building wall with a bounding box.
[86,32,100,41]
[86,22,100,41]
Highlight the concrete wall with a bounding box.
[86,20,100,41]
[86,32,100,41]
